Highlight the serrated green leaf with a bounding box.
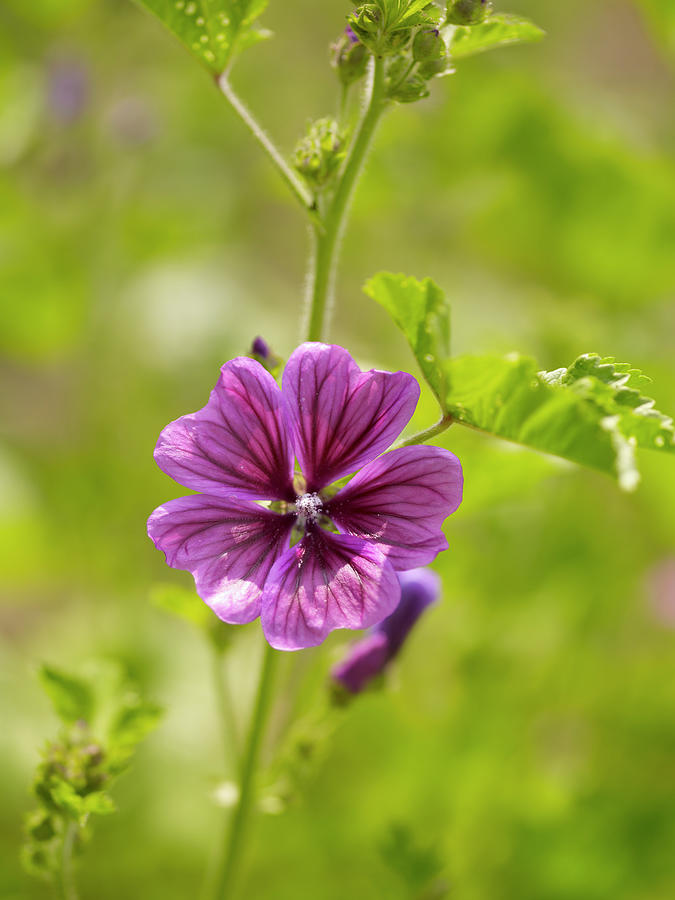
[364,272,450,412]
[133,0,270,74]
[39,665,94,724]
[447,14,544,59]
[546,353,675,457]
[444,354,674,490]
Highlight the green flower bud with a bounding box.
[293,118,346,189]
[26,810,55,842]
[446,0,493,26]
[412,28,444,62]
[389,73,430,104]
[331,27,369,86]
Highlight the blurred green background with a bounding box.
[1,0,674,897]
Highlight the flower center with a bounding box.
[294,491,323,525]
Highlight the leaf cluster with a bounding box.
[22,662,162,881]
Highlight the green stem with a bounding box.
[216,75,316,217]
[211,644,240,765]
[395,414,454,448]
[57,822,79,900]
[306,55,388,342]
[213,642,278,900]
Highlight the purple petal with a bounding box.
[147,495,294,624]
[326,446,463,570]
[261,530,401,651]
[154,357,295,501]
[282,343,419,491]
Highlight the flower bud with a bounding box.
[446,0,492,26]
[250,336,282,377]
[331,27,369,86]
[388,73,430,103]
[331,568,440,696]
[293,118,346,188]
[412,28,443,62]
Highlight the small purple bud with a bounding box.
[345,24,359,44]
[252,335,271,359]
[250,335,282,376]
[331,567,441,696]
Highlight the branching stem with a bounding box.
[305,56,388,342]
[395,414,454,448]
[216,75,317,219]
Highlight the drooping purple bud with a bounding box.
[331,567,441,696]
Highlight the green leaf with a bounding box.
[364,272,450,413]
[82,791,117,816]
[447,14,544,59]
[47,779,86,821]
[106,695,162,775]
[108,698,163,754]
[39,665,94,724]
[133,0,270,74]
[151,581,213,628]
[444,354,674,490]
[544,354,675,457]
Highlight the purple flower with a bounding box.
[147,343,462,651]
[332,568,440,694]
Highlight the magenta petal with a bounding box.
[282,343,419,491]
[154,357,295,501]
[325,446,463,570]
[147,495,294,624]
[261,530,401,651]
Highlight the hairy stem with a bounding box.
[305,55,388,342]
[211,645,240,765]
[395,414,454,448]
[212,642,278,900]
[57,822,79,900]
[216,75,316,216]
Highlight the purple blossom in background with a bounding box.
[332,568,440,694]
[47,60,89,124]
[148,343,462,651]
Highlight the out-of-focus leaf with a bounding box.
[444,354,674,490]
[151,581,234,650]
[447,14,544,59]
[132,0,270,74]
[364,272,450,413]
[38,665,94,725]
[47,779,86,821]
[82,792,117,816]
[150,581,212,628]
[108,696,163,768]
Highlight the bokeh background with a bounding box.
[1,0,674,897]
